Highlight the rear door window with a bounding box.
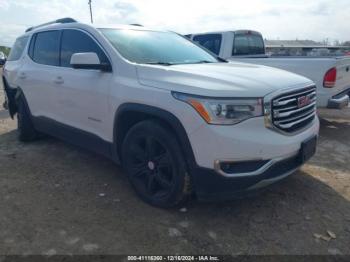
[7,36,29,61]
[60,29,109,68]
[193,34,222,55]
[30,31,60,66]
[233,34,265,55]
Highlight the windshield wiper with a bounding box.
[144,61,174,66]
[183,60,219,64]
[193,58,228,64]
[144,60,225,66]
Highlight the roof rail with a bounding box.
[130,23,143,27]
[25,17,77,33]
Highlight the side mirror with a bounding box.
[70,52,112,72]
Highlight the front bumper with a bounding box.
[188,114,319,200]
[188,116,319,170]
[193,149,310,201]
[327,93,349,109]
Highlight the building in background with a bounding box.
[265,40,350,56]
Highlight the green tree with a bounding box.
[0,46,11,56]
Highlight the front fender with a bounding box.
[114,103,197,170]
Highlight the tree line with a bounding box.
[0,46,11,56]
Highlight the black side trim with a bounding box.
[114,103,197,170]
[32,116,113,159]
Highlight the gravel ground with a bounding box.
[0,74,349,255]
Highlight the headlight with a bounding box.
[172,92,263,125]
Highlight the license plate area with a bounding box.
[300,136,317,163]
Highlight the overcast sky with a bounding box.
[0,0,349,46]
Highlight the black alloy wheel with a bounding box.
[122,120,191,207]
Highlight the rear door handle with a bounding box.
[18,73,27,79]
[54,76,64,84]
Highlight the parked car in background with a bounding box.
[0,51,6,66]
[3,18,319,207]
[188,30,350,109]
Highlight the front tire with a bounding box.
[122,120,191,208]
[17,94,38,142]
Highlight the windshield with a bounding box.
[233,34,265,55]
[99,29,218,65]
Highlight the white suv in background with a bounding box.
[2,18,319,207]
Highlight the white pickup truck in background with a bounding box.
[188,30,350,109]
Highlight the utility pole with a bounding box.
[88,0,93,24]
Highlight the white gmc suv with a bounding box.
[2,18,319,207]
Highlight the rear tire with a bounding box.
[17,94,38,142]
[122,120,191,208]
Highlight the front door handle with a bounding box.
[54,76,64,84]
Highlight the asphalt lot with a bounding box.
[0,74,349,255]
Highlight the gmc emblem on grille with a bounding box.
[297,96,311,108]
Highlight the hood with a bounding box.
[136,62,313,97]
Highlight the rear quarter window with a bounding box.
[7,36,29,61]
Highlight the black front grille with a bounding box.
[271,86,316,133]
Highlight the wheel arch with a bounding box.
[114,103,197,170]
[2,77,24,118]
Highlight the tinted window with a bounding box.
[61,29,109,67]
[193,34,222,55]
[31,31,60,66]
[233,34,265,55]
[100,29,218,65]
[7,36,29,61]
